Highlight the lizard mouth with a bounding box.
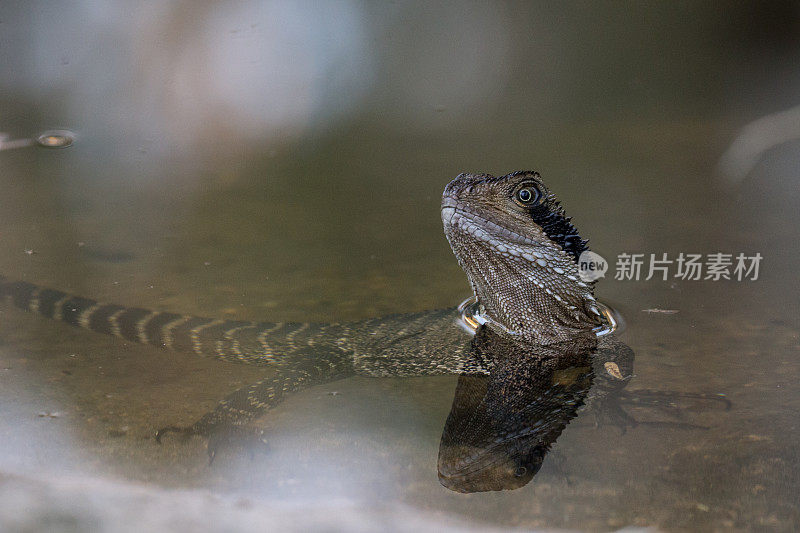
[441,198,540,250]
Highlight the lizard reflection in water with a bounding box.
[439,313,607,492]
[437,317,729,493]
[0,171,727,491]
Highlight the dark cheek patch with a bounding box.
[527,203,588,262]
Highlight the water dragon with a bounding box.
[0,171,723,490]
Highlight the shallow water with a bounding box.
[1,2,799,531]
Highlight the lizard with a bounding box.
[0,170,721,468]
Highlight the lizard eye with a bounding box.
[514,186,540,205]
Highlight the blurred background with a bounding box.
[1,1,798,317]
[1,1,799,531]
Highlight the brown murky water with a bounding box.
[1,2,799,531]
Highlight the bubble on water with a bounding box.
[36,130,75,148]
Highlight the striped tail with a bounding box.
[0,276,343,366]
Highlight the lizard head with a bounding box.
[441,170,602,344]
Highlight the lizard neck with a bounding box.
[452,237,600,345]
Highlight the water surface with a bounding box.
[1,2,799,531]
